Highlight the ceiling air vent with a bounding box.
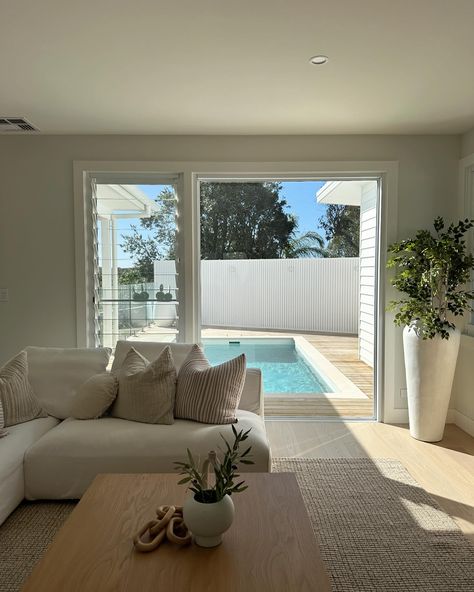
[0,117,39,133]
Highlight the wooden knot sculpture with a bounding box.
[133,505,192,552]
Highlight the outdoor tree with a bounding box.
[120,187,176,282]
[319,204,360,257]
[283,230,327,258]
[120,183,328,283]
[200,182,296,259]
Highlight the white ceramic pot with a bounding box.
[183,493,235,548]
[403,323,461,442]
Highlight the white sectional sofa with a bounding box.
[0,341,271,526]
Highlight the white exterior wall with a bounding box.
[201,258,359,334]
[358,183,377,367]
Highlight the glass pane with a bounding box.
[199,180,377,419]
[95,183,179,349]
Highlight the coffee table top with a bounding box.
[22,473,331,592]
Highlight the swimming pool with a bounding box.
[202,338,334,394]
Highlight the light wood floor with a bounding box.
[202,328,375,418]
[266,421,474,544]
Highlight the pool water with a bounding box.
[202,340,332,394]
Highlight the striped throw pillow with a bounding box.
[175,345,246,424]
[0,398,7,437]
[0,351,47,427]
[112,346,176,424]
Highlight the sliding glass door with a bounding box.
[198,178,378,419]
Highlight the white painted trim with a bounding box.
[73,164,91,347]
[73,159,399,422]
[450,409,474,437]
[378,169,399,423]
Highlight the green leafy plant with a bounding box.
[387,217,474,339]
[174,425,253,503]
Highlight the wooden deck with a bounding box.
[202,328,375,418]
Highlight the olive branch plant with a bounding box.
[174,425,254,504]
[387,217,474,339]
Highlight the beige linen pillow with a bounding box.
[71,373,118,420]
[175,344,246,424]
[0,351,46,426]
[112,347,176,424]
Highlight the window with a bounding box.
[91,177,181,349]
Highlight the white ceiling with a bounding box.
[2,0,474,135]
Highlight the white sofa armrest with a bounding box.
[240,368,264,416]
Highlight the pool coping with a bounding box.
[202,336,368,400]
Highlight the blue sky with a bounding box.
[280,181,326,235]
[109,182,328,267]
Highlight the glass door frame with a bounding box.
[74,160,399,423]
[193,173,383,420]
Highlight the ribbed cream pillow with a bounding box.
[0,399,7,437]
[0,351,46,427]
[175,345,246,424]
[71,373,118,420]
[112,347,176,424]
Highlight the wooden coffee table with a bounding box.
[22,473,331,591]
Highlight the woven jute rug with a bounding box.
[0,459,472,591]
[274,458,474,592]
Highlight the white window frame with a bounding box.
[74,160,398,423]
[73,163,187,347]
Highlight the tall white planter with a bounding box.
[403,324,461,442]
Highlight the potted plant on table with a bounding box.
[174,425,253,548]
[387,217,474,442]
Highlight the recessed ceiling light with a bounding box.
[309,55,329,65]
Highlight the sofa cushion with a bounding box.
[0,416,59,525]
[175,345,246,424]
[71,373,118,420]
[25,347,111,419]
[24,411,271,500]
[112,341,192,373]
[111,341,263,416]
[111,347,176,425]
[0,351,46,427]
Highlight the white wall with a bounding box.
[450,126,474,435]
[451,336,474,436]
[0,134,460,424]
[461,126,474,158]
[358,182,377,367]
[201,258,359,334]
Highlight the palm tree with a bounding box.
[284,231,327,258]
